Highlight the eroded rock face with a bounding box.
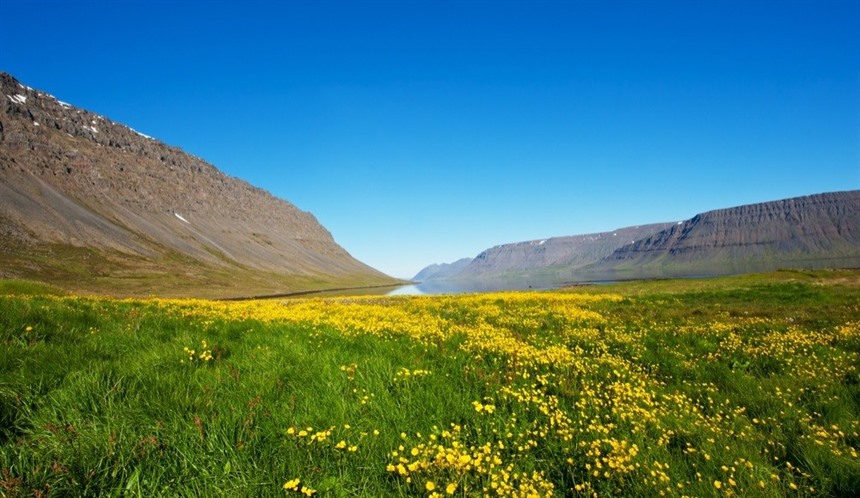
[0,72,390,287]
[599,191,860,275]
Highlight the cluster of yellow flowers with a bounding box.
[386,423,554,497]
[286,424,368,452]
[395,367,433,380]
[181,339,213,363]
[471,400,496,415]
[283,477,315,496]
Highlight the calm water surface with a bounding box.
[386,277,573,295]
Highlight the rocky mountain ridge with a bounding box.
[413,223,676,282]
[457,223,677,279]
[596,190,860,277]
[0,72,396,297]
[416,191,860,282]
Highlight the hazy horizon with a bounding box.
[2,0,858,279]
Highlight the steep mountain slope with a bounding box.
[0,72,396,297]
[593,191,860,278]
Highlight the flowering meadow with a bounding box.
[1,271,858,497]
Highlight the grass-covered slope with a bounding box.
[0,243,398,300]
[1,270,859,497]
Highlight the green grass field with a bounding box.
[1,270,859,497]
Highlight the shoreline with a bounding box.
[217,282,411,301]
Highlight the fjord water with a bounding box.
[387,276,573,295]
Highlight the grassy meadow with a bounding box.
[1,270,859,497]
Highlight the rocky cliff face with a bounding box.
[596,191,860,276]
[0,72,394,297]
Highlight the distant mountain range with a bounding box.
[412,258,473,282]
[0,72,397,297]
[415,191,860,282]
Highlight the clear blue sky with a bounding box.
[2,0,858,279]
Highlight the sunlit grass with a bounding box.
[1,271,858,496]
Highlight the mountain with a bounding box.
[413,258,473,282]
[0,72,397,297]
[461,223,678,279]
[413,223,675,281]
[415,191,860,283]
[593,190,860,278]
